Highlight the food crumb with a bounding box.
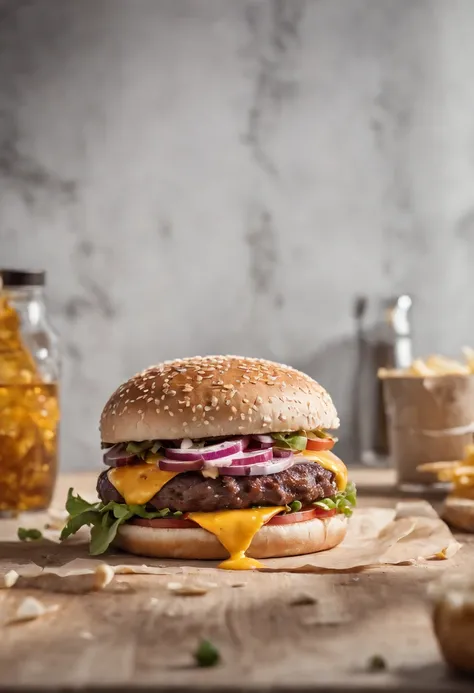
[290,593,317,607]
[367,654,387,672]
[7,597,59,625]
[0,570,19,589]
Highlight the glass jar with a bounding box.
[0,270,60,513]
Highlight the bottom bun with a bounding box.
[442,496,474,532]
[115,515,348,561]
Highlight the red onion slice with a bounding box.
[159,458,204,472]
[228,448,273,466]
[273,447,293,458]
[252,434,274,445]
[164,439,243,462]
[223,457,294,476]
[241,436,251,450]
[103,444,139,467]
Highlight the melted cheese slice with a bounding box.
[187,507,284,570]
[297,450,347,491]
[108,463,179,505]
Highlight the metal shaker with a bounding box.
[353,295,413,466]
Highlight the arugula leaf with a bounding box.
[60,491,183,555]
[60,510,101,540]
[90,512,131,555]
[194,639,220,667]
[313,482,357,517]
[65,488,100,516]
[272,432,308,451]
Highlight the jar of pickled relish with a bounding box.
[0,270,60,513]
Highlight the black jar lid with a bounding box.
[0,269,46,287]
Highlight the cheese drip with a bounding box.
[188,507,284,570]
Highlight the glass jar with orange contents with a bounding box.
[0,270,60,514]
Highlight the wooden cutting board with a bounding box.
[0,469,473,693]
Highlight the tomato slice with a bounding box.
[306,437,335,451]
[130,517,198,529]
[267,507,336,525]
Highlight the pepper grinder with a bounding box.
[353,295,413,466]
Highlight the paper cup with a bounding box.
[382,374,474,487]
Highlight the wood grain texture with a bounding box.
[0,469,473,692]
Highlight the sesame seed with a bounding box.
[183,384,193,392]
[240,413,246,420]
[192,417,197,422]
[156,408,160,413]
[203,420,209,425]
[228,416,233,421]
[137,409,143,414]
[242,398,249,404]
[169,390,177,396]
[211,396,218,407]
[161,395,166,400]
[169,411,174,417]
[204,406,211,412]
[147,397,153,403]
[183,422,188,427]
[231,406,237,414]
[256,396,263,405]
[262,415,272,423]
[164,405,169,410]
[196,376,203,382]
[225,400,231,406]
[223,384,233,390]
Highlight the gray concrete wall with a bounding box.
[1,0,474,469]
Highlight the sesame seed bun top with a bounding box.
[100,355,339,443]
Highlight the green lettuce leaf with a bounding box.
[271,432,308,451]
[60,489,181,555]
[313,481,357,517]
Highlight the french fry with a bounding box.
[425,355,470,375]
[462,346,474,373]
[409,359,436,376]
[379,349,474,378]
[417,462,461,483]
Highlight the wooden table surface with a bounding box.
[0,468,473,693]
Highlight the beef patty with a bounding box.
[97,462,337,513]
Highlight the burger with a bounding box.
[62,356,356,570]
